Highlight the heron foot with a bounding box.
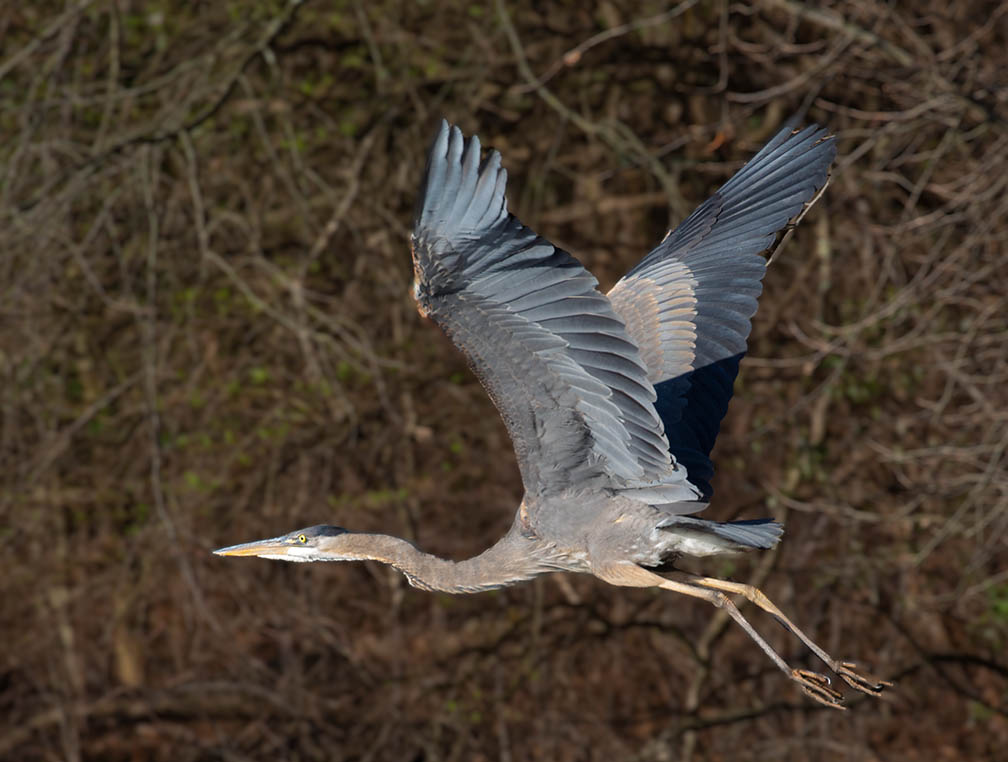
[792,669,845,709]
[834,661,893,696]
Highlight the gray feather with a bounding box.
[412,120,697,500]
[609,122,836,499]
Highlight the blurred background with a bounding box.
[2,1,1006,760]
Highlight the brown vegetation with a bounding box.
[2,1,1006,760]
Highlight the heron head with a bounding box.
[213,525,351,562]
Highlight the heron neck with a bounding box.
[330,522,555,594]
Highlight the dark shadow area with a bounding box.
[655,353,745,499]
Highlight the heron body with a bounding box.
[216,119,891,707]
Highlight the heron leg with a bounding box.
[592,562,846,708]
[686,575,891,697]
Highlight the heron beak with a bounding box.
[213,536,291,558]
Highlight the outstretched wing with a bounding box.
[411,121,698,502]
[608,123,836,499]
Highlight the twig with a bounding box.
[513,1,701,95]
[16,0,308,214]
[137,144,221,635]
[759,0,914,66]
[495,0,685,213]
[0,0,96,82]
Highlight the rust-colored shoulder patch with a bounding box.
[410,239,431,317]
[518,500,534,536]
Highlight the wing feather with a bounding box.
[609,121,836,499]
[412,121,698,501]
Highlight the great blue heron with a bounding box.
[216,119,891,708]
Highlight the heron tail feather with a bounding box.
[706,518,784,549]
[656,515,783,555]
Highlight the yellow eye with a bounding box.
[297,534,307,544]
